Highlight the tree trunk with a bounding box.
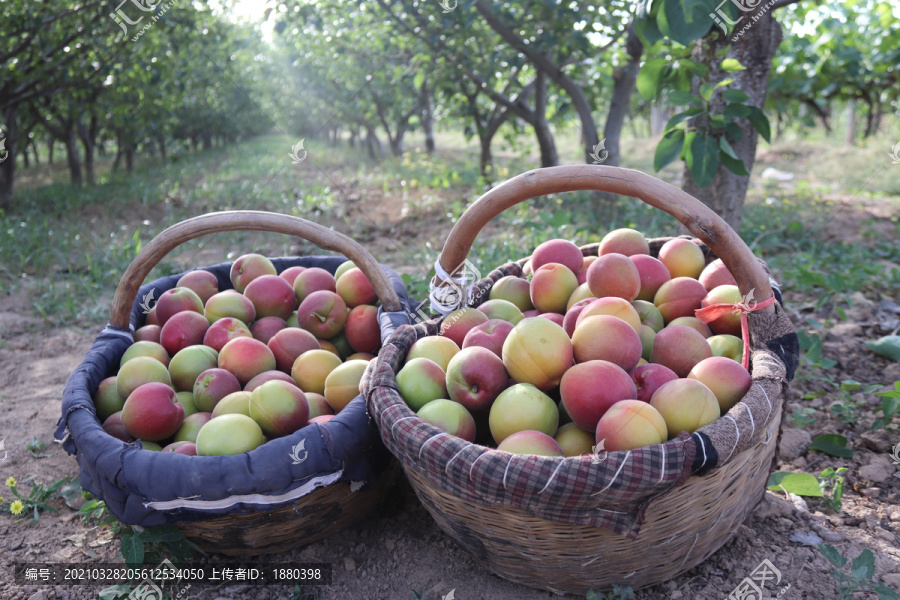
[202,132,212,150]
[64,126,83,186]
[533,70,558,168]
[0,104,16,210]
[844,103,856,145]
[77,117,97,186]
[862,96,875,139]
[681,13,782,233]
[603,23,643,167]
[422,81,436,154]
[365,125,384,159]
[158,135,167,162]
[125,142,135,172]
[47,137,54,164]
[349,127,358,148]
[30,139,39,166]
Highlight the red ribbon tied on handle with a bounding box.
[694,290,776,371]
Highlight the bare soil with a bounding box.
[1,177,899,600]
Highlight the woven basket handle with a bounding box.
[109,210,402,328]
[438,165,773,306]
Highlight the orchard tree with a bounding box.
[636,0,795,231]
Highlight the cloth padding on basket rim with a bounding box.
[56,257,418,528]
[364,256,799,539]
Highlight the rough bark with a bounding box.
[682,14,782,233]
[603,22,643,167]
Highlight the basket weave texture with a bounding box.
[362,242,799,592]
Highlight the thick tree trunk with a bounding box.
[844,103,856,145]
[64,126,83,186]
[0,105,16,210]
[681,13,782,233]
[422,82,436,154]
[603,23,643,167]
[533,70,558,168]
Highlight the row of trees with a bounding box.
[0,1,276,209]
[2,0,896,231]
[273,0,898,230]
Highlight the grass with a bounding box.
[2,125,897,328]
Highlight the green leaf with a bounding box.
[866,336,900,361]
[722,89,750,102]
[809,434,854,458]
[653,129,685,171]
[120,533,144,566]
[725,122,744,141]
[721,58,746,72]
[668,90,701,106]
[666,107,705,129]
[637,58,668,99]
[413,71,425,91]
[746,106,771,143]
[685,131,720,187]
[682,60,708,78]
[881,396,900,418]
[850,549,876,581]
[724,103,751,118]
[658,0,714,45]
[719,137,739,159]
[700,82,715,101]
[634,16,663,47]
[721,150,750,176]
[767,472,824,497]
[875,584,900,600]
[818,544,848,568]
[715,77,734,89]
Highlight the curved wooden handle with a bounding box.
[439,165,773,305]
[110,211,402,328]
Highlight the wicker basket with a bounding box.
[57,211,413,556]
[364,166,798,594]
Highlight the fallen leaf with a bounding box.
[866,335,900,361]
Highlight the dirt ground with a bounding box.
[2,186,900,600]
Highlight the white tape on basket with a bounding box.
[429,259,479,317]
[144,471,342,512]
